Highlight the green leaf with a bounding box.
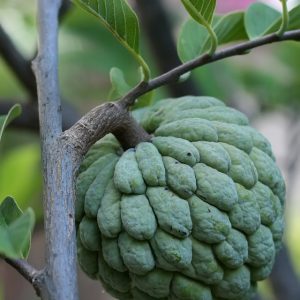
[178,12,247,62]
[244,3,281,40]
[108,67,131,100]
[108,67,154,108]
[179,71,191,83]
[0,197,35,259]
[180,0,218,54]
[133,90,154,109]
[74,0,150,80]
[0,104,21,144]
[177,19,208,62]
[181,0,216,25]
[287,5,300,30]
[266,4,300,33]
[214,12,248,45]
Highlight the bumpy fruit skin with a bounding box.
[76,96,285,300]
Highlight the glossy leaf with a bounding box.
[0,197,35,259]
[245,2,281,40]
[74,0,150,79]
[0,104,21,143]
[181,0,216,25]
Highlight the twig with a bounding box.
[60,28,300,158]
[64,29,300,156]
[118,29,300,108]
[0,26,37,98]
[3,257,44,296]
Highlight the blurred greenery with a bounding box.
[193,42,300,110]
[0,143,42,220]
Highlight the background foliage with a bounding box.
[0,0,299,299]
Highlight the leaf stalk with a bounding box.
[277,0,289,36]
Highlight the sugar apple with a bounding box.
[75,96,285,300]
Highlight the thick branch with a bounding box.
[118,29,300,108]
[32,0,79,299]
[0,26,37,98]
[4,257,44,296]
[32,2,62,140]
[0,100,80,131]
[62,102,151,154]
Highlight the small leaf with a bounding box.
[133,90,154,109]
[178,12,248,62]
[244,2,281,39]
[214,12,248,45]
[74,0,150,79]
[108,67,131,100]
[266,4,300,33]
[178,71,191,83]
[180,0,218,54]
[181,0,216,25]
[108,67,154,108]
[287,5,300,30]
[0,197,35,259]
[177,19,208,62]
[0,104,21,143]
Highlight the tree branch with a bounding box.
[4,257,44,297]
[62,102,151,155]
[32,0,79,299]
[0,26,37,98]
[63,29,300,156]
[118,29,300,108]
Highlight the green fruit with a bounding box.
[76,96,285,300]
